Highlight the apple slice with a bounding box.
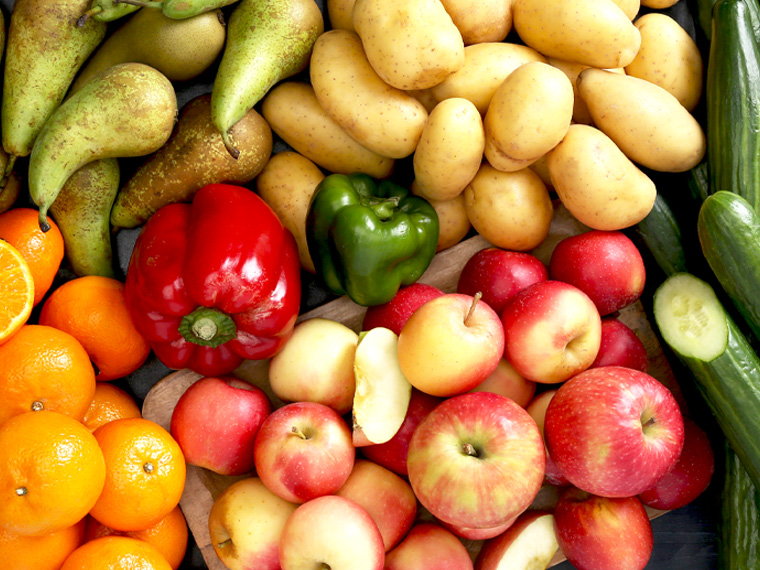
[475,510,559,570]
[353,327,413,446]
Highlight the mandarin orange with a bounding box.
[0,324,96,426]
[90,418,186,532]
[39,275,151,381]
[0,411,106,536]
[60,535,172,570]
[0,518,85,570]
[0,238,34,345]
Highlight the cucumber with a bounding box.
[721,441,760,570]
[633,193,688,277]
[653,272,760,492]
[698,191,760,343]
[706,0,760,213]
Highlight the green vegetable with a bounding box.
[633,193,688,277]
[721,441,760,570]
[305,173,439,307]
[653,272,760,492]
[698,191,760,343]
[706,0,760,213]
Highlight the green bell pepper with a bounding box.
[306,173,440,307]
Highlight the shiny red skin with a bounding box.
[590,318,650,372]
[124,184,301,376]
[362,283,444,335]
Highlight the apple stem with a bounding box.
[290,425,308,440]
[217,539,231,550]
[642,416,657,428]
[464,292,482,327]
[462,442,479,457]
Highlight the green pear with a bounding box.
[69,7,226,94]
[111,93,272,229]
[2,0,107,164]
[49,159,121,278]
[28,62,178,232]
[211,0,324,158]
[76,0,149,27]
[111,0,241,19]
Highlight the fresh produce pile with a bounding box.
[0,0,758,568]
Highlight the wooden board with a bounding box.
[142,202,674,569]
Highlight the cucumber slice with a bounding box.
[653,272,729,361]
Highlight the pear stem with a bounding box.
[222,132,240,160]
[113,0,161,6]
[76,6,101,27]
[464,292,482,327]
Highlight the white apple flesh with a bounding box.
[475,510,559,570]
[352,327,412,446]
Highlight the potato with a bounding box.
[484,61,574,172]
[261,81,395,179]
[413,98,485,201]
[327,0,356,31]
[352,0,465,90]
[431,42,547,115]
[463,163,553,251]
[512,0,641,69]
[546,58,625,125]
[625,12,703,111]
[546,124,656,231]
[611,0,640,20]
[406,88,440,113]
[439,0,513,45]
[310,29,428,159]
[412,189,472,252]
[255,151,326,274]
[640,0,678,8]
[577,68,706,172]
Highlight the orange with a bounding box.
[39,275,152,382]
[0,518,85,570]
[0,238,34,345]
[82,383,143,433]
[90,418,187,532]
[60,536,172,570]
[0,411,106,536]
[0,324,96,426]
[83,506,188,570]
[0,207,64,306]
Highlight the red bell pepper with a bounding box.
[124,183,301,376]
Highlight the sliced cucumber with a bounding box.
[653,272,729,361]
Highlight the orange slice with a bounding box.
[0,238,34,344]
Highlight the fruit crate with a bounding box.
[141,202,679,568]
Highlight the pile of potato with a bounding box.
[257,0,704,270]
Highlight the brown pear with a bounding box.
[110,93,273,229]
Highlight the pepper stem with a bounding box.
[178,307,237,348]
[369,196,401,221]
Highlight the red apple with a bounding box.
[253,401,355,503]
[385,523,474,570]
[525,390,570,487]
[549,230,646,316]
[407,391,545,530]
[475,510,559,570]
[362,283,445,335]
[398,293,505,397]
[335,459,418,552]
[360,388,442,477]
[267,317,359,414]
[456,247,548,316]
[208,477,297,570]
[501,280,602,384]
[278,495,385,570]
[590,317,649,372]
[544,366,685,498]
[553,486,654,570]
[170,376,271,476]
[440,517,516,541]
[638,416,715,511]
[469,357,536,408]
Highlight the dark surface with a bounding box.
[2,0,726,568]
